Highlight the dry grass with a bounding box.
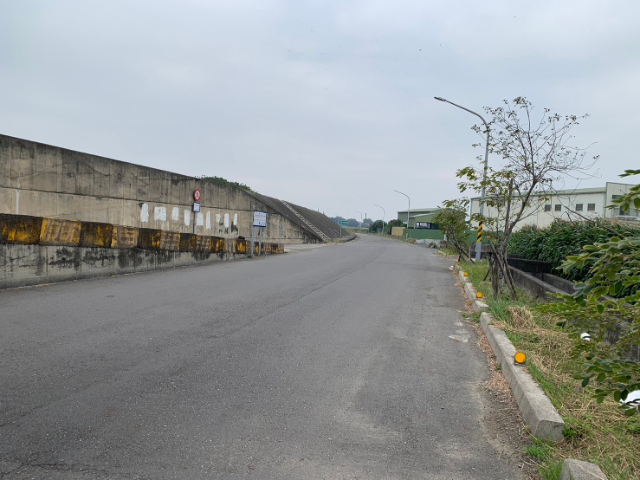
[490,305,640,480]
[458,260,640,479]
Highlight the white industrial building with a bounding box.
[469,182,639,230]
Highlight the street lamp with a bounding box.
[393,190,410,242]
[355,210,363,233]
[434,97,490,262]
[374,204,385,235]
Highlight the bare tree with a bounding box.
[455,97,597,298]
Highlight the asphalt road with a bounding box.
[0,235,523,479]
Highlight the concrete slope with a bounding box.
[286,201,352,241]
[247,191,350,241]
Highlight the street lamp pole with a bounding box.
[393,190,410,242]
[355,210,363,233]
[374,204,385,235]
[434,97,490,262]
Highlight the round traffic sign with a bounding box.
[194,189,201,201]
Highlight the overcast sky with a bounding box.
[2,0,639,221]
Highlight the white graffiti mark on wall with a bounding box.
[196,212,204,226]
[154,206,167,222]
[172,207,180,221]
[232,213,239,234]
[224,213,230,234]
[184,210,191,227]
[140,203,149,223]
[206,212,211,230]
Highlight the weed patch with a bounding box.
[460,259,640,480]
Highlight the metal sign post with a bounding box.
[193,202,200,234]
[252,211,268,258]
[250,227,256,258]
[193,189,201,235]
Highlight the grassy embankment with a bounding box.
[460,259,640,480]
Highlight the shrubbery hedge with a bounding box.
[508,219,640,281]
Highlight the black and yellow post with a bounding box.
[477,221,483,244]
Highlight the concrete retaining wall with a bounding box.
[508,266,567,300]
[0,134,319,244]
[0,212,281,289]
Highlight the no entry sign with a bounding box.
[194,189,201,201]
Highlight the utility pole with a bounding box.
[434,97,490,261]
[374,204,385,235]
[393,190,410,242]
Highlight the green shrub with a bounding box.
[508,219,640,282]
[508,225,545,260]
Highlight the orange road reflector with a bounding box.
[514,352,526,364]
[476,292,483,298]
[463,272,468,277]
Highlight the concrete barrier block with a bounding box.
[0,214,43,244]
[193,235,210,252]
[160,232,180,251]
[112,226,138,249]
[213,237,225,253]
[80,221,114,248]
[232,239,247,254]
[40,218,81,246]
[560,459,607,480]
[458,270,467,284]
[138,228,162,250]
[179,233,198,252]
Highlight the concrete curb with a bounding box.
[452,263,607,476]
[480,312,565,442]
[559,459,607,480]
[457,269,488,312]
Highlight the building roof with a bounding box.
[469,185,625,201]
[412,212,441,222]
[397,208,440,214]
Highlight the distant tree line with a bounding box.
[330,216,373,228]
